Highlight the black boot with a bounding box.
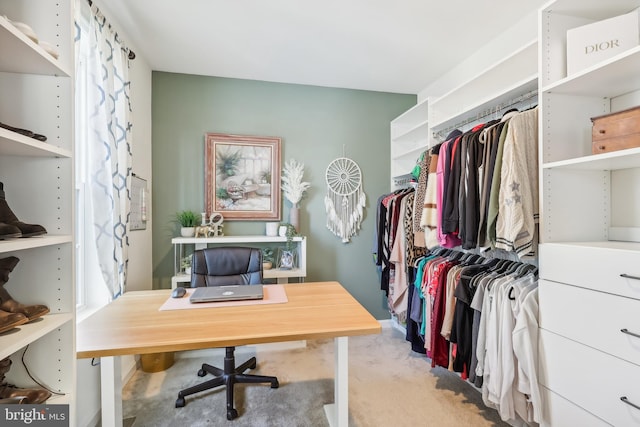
[0,257,49,322]
[0,183,46,237]
[0,222,21,240]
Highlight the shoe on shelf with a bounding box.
[0,396,28,404]
[0,256,20,283]
[0,257,49,322]
[0,358,51,404]
[0,182,47,238]
[0,384,51,404]
[0,122,47,142]
[0,309,28,334]
[0,222,21,240]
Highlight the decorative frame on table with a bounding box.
[205,133,282,221]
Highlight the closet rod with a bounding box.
[432,89,538,141]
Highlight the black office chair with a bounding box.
[175,247,279,420]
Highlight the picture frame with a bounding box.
[205,133,281,221]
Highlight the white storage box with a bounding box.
[567,8,640,75]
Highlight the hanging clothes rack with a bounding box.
[432,89,538,141]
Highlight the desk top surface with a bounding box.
[76,281,381,358]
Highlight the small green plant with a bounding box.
[175,210,198,227]
[261,247,274,263]
[280,223,298,251]
[180,254,192,271]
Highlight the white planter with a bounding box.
[266,222,279,236]
[180,227,195,237]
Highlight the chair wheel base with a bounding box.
[227,408,238,420]
[197,369,206,377]
[271,379,279,388]
[175,396,185,408]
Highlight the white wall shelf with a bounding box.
[542,147,640,170]
[390,99,429,190]
[0,127,72,158]
[0,235,73,254]
[0,15,70,77]
[542,46,640,98]
[429,39,538,131]
[0,313,73,359]
[171,235,307,287]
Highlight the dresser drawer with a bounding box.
[540,386,611,427]
[539,330,640,427]
[539,280,640,366]
[539,243,640,299]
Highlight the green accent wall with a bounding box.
[151,72,416,319]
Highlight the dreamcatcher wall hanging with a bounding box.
[324,156,366,243]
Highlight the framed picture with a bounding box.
[205,133,281,221]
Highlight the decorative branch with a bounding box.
[281,158,310,207]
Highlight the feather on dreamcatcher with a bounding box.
[324,157,366,243]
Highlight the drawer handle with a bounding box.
[620,328,640,339]
[599,129,606,134]
[620,273,640,281]
[621,396,640,411]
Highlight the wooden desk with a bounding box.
[77,281,381,427]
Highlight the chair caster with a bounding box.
[227,408,238,420]
[197,369,206,377]
[175,396,185,408]
[271,379,279,388]
[249,360,257,369]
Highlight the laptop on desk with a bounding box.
[189,285,264,303]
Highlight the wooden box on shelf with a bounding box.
[591,105,640,154]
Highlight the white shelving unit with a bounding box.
[0,0,75,422]
[537,0,640,425]
[171,235,307,287]
[428,39,538,145]
[390,99,428,190]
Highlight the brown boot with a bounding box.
[0,257,49,322]
[0,309,28,334]
[0,396,28,404]
[0,384,51,404]
[0,182,46,237]
[0,288,49,322]
[0,358,51,404]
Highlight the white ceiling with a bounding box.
[100,0,546,95]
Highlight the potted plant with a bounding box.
[261,247,274,270]
[176,210,198,237]
[180,254,192,275]
[277,223,298,270]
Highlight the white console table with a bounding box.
[171,235,307,288]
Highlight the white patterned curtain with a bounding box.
[75,1,132,299]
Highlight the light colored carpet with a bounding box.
[122,325,509,426]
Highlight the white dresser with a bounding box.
[538,0,640,425]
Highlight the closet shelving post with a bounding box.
[390,98,429,190]
[537,0,640,425]
[0,0,76,422]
